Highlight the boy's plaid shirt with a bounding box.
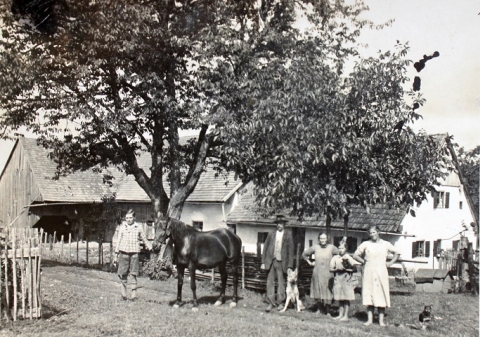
[115,222,152,254]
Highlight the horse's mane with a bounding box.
[169,218,195,240]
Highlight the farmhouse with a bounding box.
[0,137,242,241]
[226,142,478,272]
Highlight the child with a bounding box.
[113,209,152,301]
[329,242,358,321]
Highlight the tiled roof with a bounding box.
[19,137,241,204]
[22,138,116,202]
[227,183,406,233]
[115,152,241,202]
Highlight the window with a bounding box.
[459,201,463,209]
[333,236,358,253]
[452,240,460,251]
[412,240,430,258]
[257,232,269,244]
[227,224,237,234]
[433,239,442,257]
[309,240,313,247]
[433,191,450,209]
[192,221,203,231]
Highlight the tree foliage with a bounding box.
[0,0,452,242]
[457,145,480,224]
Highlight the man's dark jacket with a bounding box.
[261,229,294,273]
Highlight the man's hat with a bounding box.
[274,214,288,224]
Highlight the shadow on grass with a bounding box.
[164,294,245,308]
[41,304,71,320]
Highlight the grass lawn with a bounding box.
[0,261,478,337]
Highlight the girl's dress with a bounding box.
[354,239,399,308]
[330,254,358,301]
[303,244,338,301]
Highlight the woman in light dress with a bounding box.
[302,233,338,316]
[352,225,400,326]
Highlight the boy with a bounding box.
[113,209,152,301]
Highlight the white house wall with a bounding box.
[180,203,227,231]
[179,192,239,231]
[236,224,277,254]
[393,181,476,271]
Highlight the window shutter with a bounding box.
[425,241,431,257]
[433,240,438,257]
[445,192,450,208]
[412,242,418,258]
[433,192,439,208]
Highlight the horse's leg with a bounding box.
[214,263,227,307]
[230,260,239,308]
[188,264,198,311]
[174,265,185,308]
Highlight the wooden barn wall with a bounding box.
[0,144,41,228]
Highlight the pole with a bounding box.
[241,246,245,289]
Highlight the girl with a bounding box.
[330,242,358,321]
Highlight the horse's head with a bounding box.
[152,218,171,252]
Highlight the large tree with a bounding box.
[219,43,453,237]
[0,0,451,245]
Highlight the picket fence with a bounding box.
[1,227,42,321]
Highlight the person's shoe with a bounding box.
[121,296,128,301]
[265,304,274,312]
[277,303,285,311]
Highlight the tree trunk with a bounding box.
[326,211,332,243]
[343,214,349,241]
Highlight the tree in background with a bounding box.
[0,0,451,245]
[457,145,480,227]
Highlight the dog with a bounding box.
[419,305,433,324]
[280,268,305,313]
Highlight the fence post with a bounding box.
[28,238,32,320]
[211,268,215,282]
[109,242,113,269]
[69,233,72,264]
[53,231,56,244]
[0,231,2,320]
[242,246,245,289]
[76,237,79,264]
[86,240,89,266]
[37,241,42,318]
[21,244,25,319]
[39,229,44,256]
[5,228,10,318]
[296,244,301,273]
[99,240,102,266]
[12,228,17,321]
[61,235,64,261]
[32,239,38,318]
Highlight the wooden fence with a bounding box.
[40,231,115,267]
[1,227,42,321]
[194,248,316,295]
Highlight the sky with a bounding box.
[358,0,480,150]
[0,0,479,172]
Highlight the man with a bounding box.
[113,209,152,301]
[261,215,294,312]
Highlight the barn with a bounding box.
[0,137,242,241]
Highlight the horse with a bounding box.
[154,218,242,310]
